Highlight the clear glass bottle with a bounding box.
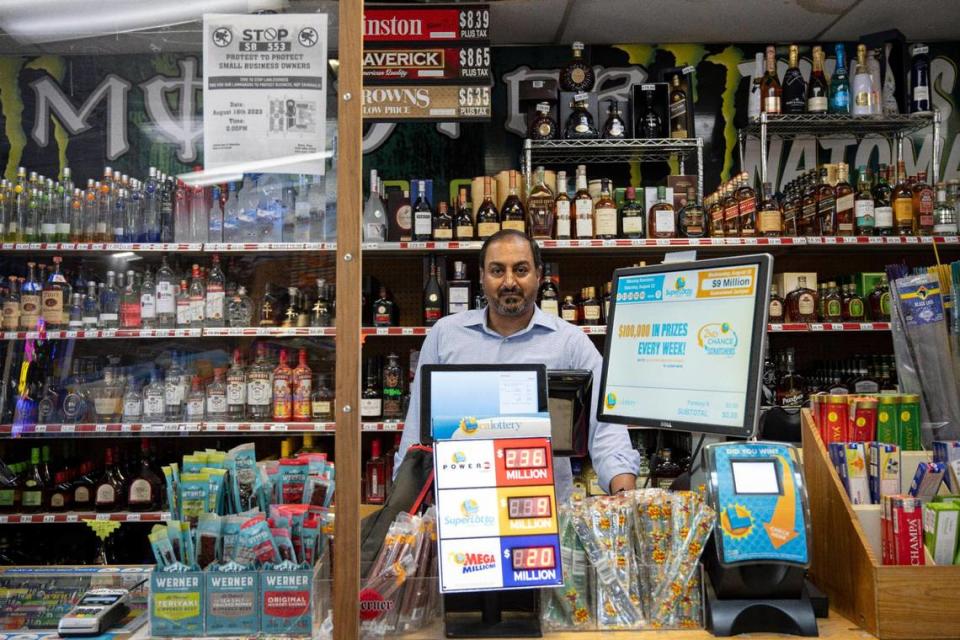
[573,166,594,239]
[142,371,165,421]
[226,349,247,421]
[139,268,157,329]
[272,348,293,421]
[310,280,332,327]
[226,285,254,327]
[122,377,143,422]
[120,269,141,329]
[67,292,83,329]
[527,166,555,240]
[554,171,572,240]
[206,368,228,421]
[205,254,226,327]
[893,160,914,235]
[933,183,959,236]
[97,270,120,329]
[176,280,192,327]
[81,281,99,329]
[854,166,876,235]
[1,276,20,331]
[311,374,335,421]
[164,354,186,421]
[95,366,124,422]
[155,255,177,328]
[247,343,273,421]
[188,264,205,326]
[185,376,205,423]
[648,186,676,238]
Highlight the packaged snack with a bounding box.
[303,475,334,508]
[196,512,223,569]
[166,520,184,564]
[180,472,211,527]
[301,517,320,567]
[150,526,177,568]
[271,526,298,564]
[182,454,206,475]
[228,443,258,512]
[180,521,197,569]
[221,514,246,565]
[237,514,280,567]
[162,465,179,521]
[203,467,227,514]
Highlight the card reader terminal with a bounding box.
[57,588,131,636]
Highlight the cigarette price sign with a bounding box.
[434,436,562,593]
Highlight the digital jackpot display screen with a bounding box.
[507,495,552,519]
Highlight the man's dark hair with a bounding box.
[478,229,543,273]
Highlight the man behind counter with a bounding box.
[393,229,639,501]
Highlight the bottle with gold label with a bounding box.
[500,171,527,233]
[722,178,740,237]
[786,276,818,323]
[476,177,501,239]
[527,166,555,239]
[834,163,855,236]
[620,187,645,238]
[708,190,725,237]
[594,179,618,239]
[817,167,836,236]
[678,186,705,238]
[822,281,843,322]
[768,284,785,322]
[528,102,557,140]
[912,170,935,236]
[758,182,782,237]
[648,186,676,239]
[538,264,560,317]
[669,75,688,138]
[602,101,628,139]
[454,188,474,240]
[782,45,806,113]
[892,160,914,235]
[581,287,602,326]
[760,45,781,114]
[559,41,595,92]
[433,201,453,241]
[560,295,577,324]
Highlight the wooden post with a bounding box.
[334,0,362,637]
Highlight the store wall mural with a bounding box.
[0,43,958,195]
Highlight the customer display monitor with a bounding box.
[597,254,772,438]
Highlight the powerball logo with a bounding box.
[697,322,738,357]
[665,275,693,299]
[440,450,491,471]
[450,551,497,574]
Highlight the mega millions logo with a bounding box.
[459,416,479,435]
[697,322,738,357]
[604,392,617,410]
[450,551,497,574]
[665,275,693,299]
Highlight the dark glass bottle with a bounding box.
[653,449,682,489]
[910,44,931,113]
[776,349,806,407]
[411,180,433,241]
[822,282,843,322]
[580,287,602,326]
[127,438,162,511]
[736,172,757,237]
[94,448,125,512]
[20,448,46,513]
[360,364,382,420]
[423,257,444,326]
[559,41,595,92]
[454,188,474,240]
[538,264,560,317]
[372,287,394,327]
[602,101,627,139]
[758,182,782,237]
[564,98,598,140]
[842,284,866,321]
[782,45,807,113]
[669,75,688,138]
[768,285,785,323]
[528,103,557,140]
[785,276,818,323]
[678,186,705,238]
[834,162,855,236]
[476,177,500,240]
[807,46,829,113]
[620,187,645,238]
[500,171,527,234]
[433,201,453,241]
[639,89,662,139]
[873,165,895,236]
[817,167,836,236]
[381,354,404,420]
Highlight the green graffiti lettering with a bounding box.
[0,57,27,181]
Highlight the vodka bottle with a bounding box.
[294,175,312,242]
[208,184,223,242]
[362,169,387,242]
[173,180,190,242]
[205,254,226,327]
[58,167,73,241]
[222,182,241,242]
[140,268,157,329]
[143,167,160,242]
[155,256,177,328]
[99,270,120,329]
[190,183,208,243]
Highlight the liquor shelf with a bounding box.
[0,242,336,253]
[0,511,170,524]
[361,421,405,432]
[740,112,937,141]
[768,322,891,332]
[524,137,703,165]
[0,422,337,437]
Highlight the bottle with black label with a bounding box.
[782,45,807,113]
[412,181,433,242]
[423,256,444,326]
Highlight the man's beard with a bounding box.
[493,287,531,317]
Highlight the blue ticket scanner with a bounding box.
[702,441,818,637]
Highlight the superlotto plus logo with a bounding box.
[665,275,693,299]
[450,551,497,574]
[443,498,495,528]
[697,322,739,357]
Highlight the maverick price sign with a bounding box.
[434,436,563,593]
[364,4,490,42]
[363,85,491,121]
[363,46,492,83]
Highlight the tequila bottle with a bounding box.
[310,280,332,327]
[292,349,313,422]
[20,262,41,330]
[273,349,293,421]
[41,255,69,329]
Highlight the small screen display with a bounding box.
[731,460,782,495]
[504,447,547,469]
[507,495,552,519]
[511,546,556,570]
[79,594,121,606]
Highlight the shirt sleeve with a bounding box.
[569,330,641,493]
[393,322,442,479]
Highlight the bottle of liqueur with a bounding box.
[564,95,598,140]
[639,88,662,138]
[736,172,757,237]
[758,182,782,237]
[580,287,602,326]
[500,171,527,233]
[381,354,404,420]
[412,180,433,242]
[361,362,382,420]
[528,102,557,140]
[602,100,628,139]
[782,45,806,114]
[364,439,387,505]
[760,45,781,114]
[834,163,855,236]
[554,171,572,240]
[559,41,595,92]
[786,276,818,323]
[573,166,594,239]
[852,44,874,116]
[807,46,829,113]
[20,448,47,512]
[538,264,560,317]
[527,166,555,239]
[476,177,500,240]
[669,75,688,137]
[829,44,851,114]
[423,256,444,326]
[433,201,453,241]
[94,448,125,512]
[816,166,836,236]
[560,295,577,324]
[854,166,876,235]
[768,285,785,323]
[874,165,895,235]
[620,187,645,238]
[892,160,914,235]
[910,43,931,113]
[913,170,935,236]
[454,188,474,240]
[372,287,395,327]
[648,186,676,239]
[677,186,705,238]
[446,261,472,315]
[593,179,618,239]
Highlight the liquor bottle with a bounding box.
[776,349,805,407]
[538,263,560,316]
[580,287,602,326]
[67,292,83,329]
[205,254,226,327]
[678,186,705,238]
[782,45,806,114]
[843,284,866,321]
[142,371,165,421]
[648,186,676,239]
[221,285,251,327]
[20,262,41,330]
[573,167,594,239]
[382,354,404,420]
[361,366,382,420]
[852,44,874,116]
[707,190,725,237]
[822,282,842,322]
[122,378,142,422]
[873,165,895,235]
[365,439,387,505]
[138,268,156,329]
[120,270,141,329]
[362,169,387,243]
[736,172,757,237]
[41,255,69,329]
[760,45,781,114]
[454,188,474,240]
[373,287,395,327]
[868,277,890,321]
[289,349,312,422]
[602,100,628,139]
[816,167,836,236]
[913,171,935,236]
[476,177,500,240]
[722,178,741,237]
[527,166,555,239]
[433,201,453,241]
[933,183,959,236]
[176,280,192,327]
[620,186,645,238]
[749,52,763,120]
[559,41,595,92]
[205,368,228,421]
[20,448,47,512]
[910,44,931,113]
[564,96,598,140]
[528,102,558,140]
[807,46,830,113]
[48,471,73,512]
[155,256,176,328]
[244,344,271,421]
[94,366,123,423]
[758,182,782,237]
[311,374,334,421]
[639,88,662,138]
[500,171,527,233]
[94,448,125,511]
[867,48,882,115]
[854,166,876,235]
[892,161,914,235]
[126,439,163,511]
[785,276,818,323]
[653,449,682,489]
[1,276,19,331]
[272,349,293,421]
[412,180,433,241]
[669,75,688,137]
[554,171,572,239]
[225,349,247,421]
[423,256,444,326]
[560,295,577,324]
[768,284,785,323]
[594,179,618,239]
[68,187,83,242]
[188,264,205,325]
[797,173,816,236]
[186,375,207,423]
[25,187,40,242]
[834,163,855,236]
[829,44,851,114]
[281,287,301,328]
[310,280,332,327]
[446,261,472,315]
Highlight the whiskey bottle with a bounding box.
[602,281,613,322]
[41,255,69,329]
[528,102,557,140]
[272,349,293,421]
[722,179,740,237]
[868,277,891,321]
[817,167,836,236]
[648,186,676,239]
[834,163,855,236]
[736,172,757,237]
[776,349,806,407]
[830,44,851,114]
[758,182,782,237]
[226,349,247,420]
[707,190,725,237]
[247,343,273,420]
[785,276,818,323]
[843,284,866,321]
[782,45,806,114]
[669,75,688,137]
[678,186,705,238]
[760,45,781,114]
[364,439,387,505]
[361,367,382,420]
[476,177,500,239]
[446,261,472,315]
[500,171,527,233]
[822,281,842,322]
[423,256,444,326]
[311,374,334,420]
[527,166,555,239]
[620,187,645,238]
[913,170,934,235]
[538,264,560,316]
[892,160,914,235]
[564,95,598,140]
[373,286,395,327]
[292,349,312,422]
[800,172,819,236]
[559,42,595,92]
[560,295,577,324]
[854,166,876,235]
[807,46,829,113]
[382,353,404,420]
[412,180,433,241]
[433,201,453,241]
[573,167,594,239]
[206,368,228,420]
[554,171,572,239]
[580,287,602,326]
[639,88,662,138]
[602,100,627,139]
[127,438,162,511]
[593,179,618,239]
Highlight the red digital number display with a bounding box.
[504,447,546,469]
[511,546,555,570]
[507,496,552,519]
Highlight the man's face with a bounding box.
[481,237,541,318]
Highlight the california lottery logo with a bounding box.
[459,416,479,435]
[450,551,497,574]
[721,504,754,539]
[697,322,738,357]
[604,392,617,410]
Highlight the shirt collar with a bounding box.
[461,304,558,336]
